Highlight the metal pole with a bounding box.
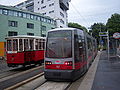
[116,39,117,55]
[107,31,109,60]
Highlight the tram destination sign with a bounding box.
[99,32,108,36]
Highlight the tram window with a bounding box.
[30,39,34,50]
[35,39,39,50]
[13,39,18,51]
[7,40,12,51]
[39,39,45,50]
[39,39,42,50]
[46,30,72,58]
[43,39,45,49]
[19,39,23,51]
[24,39,29,51]
[74,31,79,62]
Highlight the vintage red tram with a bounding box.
[44,28,97,81]
[6,35,45,67]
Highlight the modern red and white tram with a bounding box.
[44,28,97,81]
[6,35,45,67]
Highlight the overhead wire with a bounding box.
[69,2,91,28]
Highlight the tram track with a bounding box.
[1,52,100,90]
[8,73,72,90]
[0,65,44,89]
[0,65,42,79]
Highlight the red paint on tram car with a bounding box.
[75,61,87,70]
[7,52,24,64]
[45,64,73,70]
[6,36,45,67]
[33,50,44,61]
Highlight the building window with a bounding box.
[27,23,34,29]
[60,19,64,24]
[30,14,34,19]
[42,12,46,15]
[23,13,27,18]
[27,33,34,36]
[49,10,54,14]
[2,9,8,15]
[8,10,13,16]
[41,0,44,4]
[26,13,30,19]
[8,20,18,27]
[60,12,64,18]
[49,3,54,7]
[8,31,18,36]
[13,11,18,17]
[0,9,2,14]
[41,6,46,9]
[41,25,46,37]
[18,12,23,17]
[38,8,40,10]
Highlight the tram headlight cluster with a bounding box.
[64,61,72,66]
[45,61,52,65]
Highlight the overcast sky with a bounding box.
[0,0,120,28]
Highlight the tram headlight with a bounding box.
[45,61,52,65]
[64,61,72,66]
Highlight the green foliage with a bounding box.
[90,23,106,43]
[68,22,88,32]
[106,13,120,36]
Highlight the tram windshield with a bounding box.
[46,30,72,58]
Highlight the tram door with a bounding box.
[24,39,33,63]
[74,30,85,74]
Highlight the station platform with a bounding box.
[91,50,120,90]
[77,50,120,90]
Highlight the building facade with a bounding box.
[15,0,71,28]
[0,5,56,58]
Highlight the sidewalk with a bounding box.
[91,51,120,90]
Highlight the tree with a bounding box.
[68,22,88,32]
[106,13,120,36]
[90,23,106,44]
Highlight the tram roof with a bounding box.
[5,35,46,39]
[48,28,83,32]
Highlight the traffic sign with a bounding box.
[113,32,120,39]
[99,32,108,36]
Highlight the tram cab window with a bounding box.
[13,39,18,51]
[46,30,72,58]
[7,40,12,51]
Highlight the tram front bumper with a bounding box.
[44,69,75,81]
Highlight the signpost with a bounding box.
[113,32,120,55]
[99,31,109,60]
